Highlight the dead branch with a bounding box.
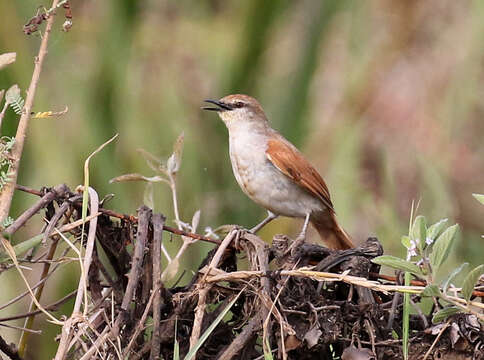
[0,0,61,223]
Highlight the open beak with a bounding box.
[202,99,232,112]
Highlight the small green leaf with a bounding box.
[462,264,484,302]
[401,235,411,249]
[5,84,24,114]
[372,255,423,277]
[472,193,484,205]
[442,263,468,294]
[411,215,426,252]
[263,336,274,360]
[421,284,442,298]
[429,224,459,271]
[426,218,448,243]
[432,306,461,324]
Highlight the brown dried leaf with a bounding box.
[303,325,322,348]
[109,173,165,184]
[137,148,163,172]
[450,322,460,348]
[284,335,301,352]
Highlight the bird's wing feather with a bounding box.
[265,137,334,212]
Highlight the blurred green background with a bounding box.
[1,1,483,358]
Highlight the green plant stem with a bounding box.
[402,272,410,360]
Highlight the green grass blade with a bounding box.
[184,291,242,360]
[264,336,274,360]
[174,317,180,360]
[402,272,410,360]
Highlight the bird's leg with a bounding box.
[297,213,311,240]
[288,213,311,256]
[250,211,278,233]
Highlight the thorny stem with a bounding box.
[0,0,60,223]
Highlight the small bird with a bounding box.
[203,94,353,250]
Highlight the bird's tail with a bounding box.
[311,211,354,250]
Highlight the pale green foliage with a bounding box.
[373,213,483,325]
[0,136,15,191]
[5,84,24,115]
[1,216,14,228]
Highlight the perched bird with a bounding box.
[203,94,353,250]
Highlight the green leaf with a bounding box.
[411,216,426,254]
[264,336,274,360]
[421,284,442,298]
[432,306,461,324]
[174,317,180,360]
[426,218,448,243]
[5,84,24,115]
[442,263,468,294]
[0,234,43,263]
[401,235,411,249]
[372,255,423,277]
[184,291,242,360]
[429,224,459,271]
[472,193,484,205]
[462,264,484,302]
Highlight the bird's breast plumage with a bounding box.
[227,124,324,217]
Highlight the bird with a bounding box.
[202,94,353,250]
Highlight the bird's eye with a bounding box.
[234,101,245,108]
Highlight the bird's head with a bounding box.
[202,94,267,126]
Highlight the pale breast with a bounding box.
[228,128,324,218]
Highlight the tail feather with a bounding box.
[311,211,354,250]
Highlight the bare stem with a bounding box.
[0,0,60,223]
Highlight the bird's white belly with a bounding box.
[229,137,323,218]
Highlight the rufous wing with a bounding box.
[265,137,334,212]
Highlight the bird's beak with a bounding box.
[202,99,232,112]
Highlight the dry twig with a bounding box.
[0,0,61,223]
